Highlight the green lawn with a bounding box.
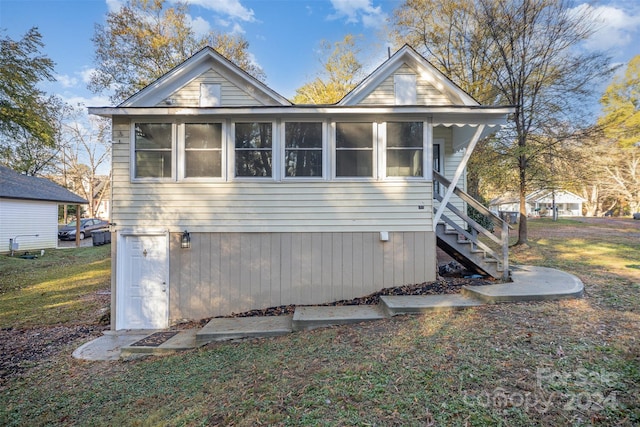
[0,245,111,328]
[0,220,638,426]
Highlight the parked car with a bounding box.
[58,218,109,240]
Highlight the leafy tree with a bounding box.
[90,0,265,104]
[599,55,640,148]
[293,35,364,104]
[391,0,612,245]
[0,95,69,175]
[0,27,57,149]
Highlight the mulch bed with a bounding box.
[225,276,494,318]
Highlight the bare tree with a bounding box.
[391,0,612,244]
[58,112,112,219]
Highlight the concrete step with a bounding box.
[292,305,387,331]
[196,316,293,346]
[380,294,484,315]
[462,265,583,303]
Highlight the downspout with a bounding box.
[432,124,485,231]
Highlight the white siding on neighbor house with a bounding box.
[0,199,58,252]
[360,64,451,106]
[159,68,264,107]
[168,230,436,320]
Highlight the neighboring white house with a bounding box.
[490,190,585,217]
[0,165,87,253]
[89,45,513,330]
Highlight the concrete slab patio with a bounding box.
[73,264,584,361]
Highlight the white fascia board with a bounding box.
[88,105,514,121]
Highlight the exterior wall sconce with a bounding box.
[181,230,191,249]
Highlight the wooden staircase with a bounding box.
[433,171,512,280]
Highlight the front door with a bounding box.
[116,233,168,330]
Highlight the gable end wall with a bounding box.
[160,68,265,107]
[360,64,451,106]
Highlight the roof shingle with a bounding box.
[0,165,88,204]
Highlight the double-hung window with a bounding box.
[134,123,173,179]
[284,122,323,177]
[184,123,222,178]
[386,122,423,177]
[235,122,273,177]
[335,122,373,177]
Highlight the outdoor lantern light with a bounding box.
[181,230,191,249]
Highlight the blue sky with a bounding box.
[1,0,639,110]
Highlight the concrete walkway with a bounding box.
[72,265,583,361]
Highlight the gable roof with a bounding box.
[119,46,291,108]
[338,45,479,107]
[527,190,586,203]
[0,165,87,204]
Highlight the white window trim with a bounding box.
[280,120,327,181]
[130,120,176,183]
[178,121,227,182]
[332,121,378,181]
[231,120,278,182]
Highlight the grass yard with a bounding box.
[0,219,638,426]
[0,245,111,329]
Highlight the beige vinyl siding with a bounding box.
[159,68,263,107]
[111,181,432,232]
[360,64,450,105]
[168,230,436,320]
[112,118,432,233]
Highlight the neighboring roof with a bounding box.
[489,192,519,207]
[118,46,291,108]
[490,190,586,207]
[0,165,88,204]
[527,190,586,203]
[338,45,479,107]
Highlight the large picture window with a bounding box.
[235,122,273,177]
[185,123,222,178]
[134,123,172,178]
[335,122,373,177]
[386,122,423,177]
[284,122,323,177]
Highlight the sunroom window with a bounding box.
[284,122,323,177]
[184,123,222,178]
[235,122,273,177]
[134,123,172,178]
[335,122,373,177]
[386,122,423,177]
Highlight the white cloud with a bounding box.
[63,94,112,109]
[56,74,78,88]
[78,68,96,85]
[183,0,255,22]
[328,0,387,28]
[230,22,245,35]
[105,0,123,13]
[572,3,640,51]
[187,15,212,37]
